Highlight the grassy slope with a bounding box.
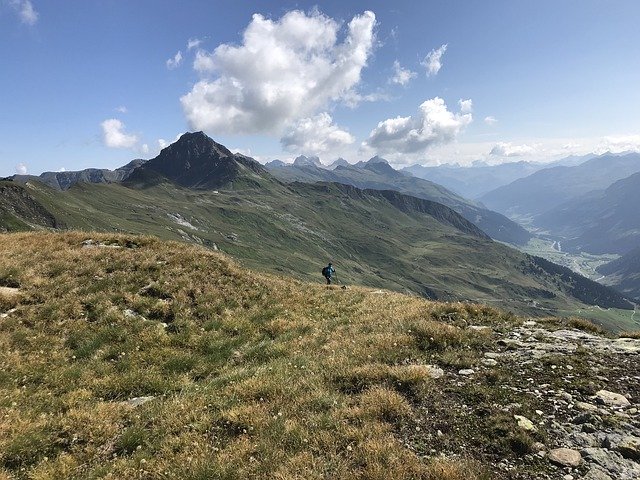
[11,179,619,317]
[14,233,634,479]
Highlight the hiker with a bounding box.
[322,263,335,285]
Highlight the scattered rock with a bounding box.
[514,415,537,432]
[548,448,582,467]
[532,442,546,452]
[481,358,498,366]
[576,401,599,412]
[423,365,444,379]
[0,286,20,298]
[458,369,475,376]
[125,396,155,408]
[617,436,640,460]
[595,390,631,407]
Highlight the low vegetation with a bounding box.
[0,232,611,479]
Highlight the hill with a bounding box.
[536,171,640,255]
[480,153,640,219]
[597,246,640,301]
[9,159,146,191]
[267,157,532,245]
[1,232,639,479]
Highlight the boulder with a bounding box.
[595,390,631,407]
[548,448,582,467]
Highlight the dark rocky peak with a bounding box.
[161,131,234,161]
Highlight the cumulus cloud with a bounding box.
[490,142,535,157]
[281,112,355,154]
[15,163,28,175]
[101,119,138,149]
[389,60,416,86]
[484,116,497,125]
[422,44,447,77]
[166,51,183,69]
[362,97,472,155]
[181,9,377,135]
[458,99,473,114]
[158,138,168,149]
[8,0,38,25]
[187,38,202,50]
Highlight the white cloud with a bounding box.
[9,0,38,25]
[362,97,473,156]
[15,163,27,175]
[115,105,128,113]
[101,119,138,149]
[158,138,168,149]
[489,142,535,157]
[57,167,66,172]
[484,116,497,125]
[389,60,416,86]
[140,144,149,155]
[281,112,355,154]
[181,10,377,135]
[596,134,640,154]
[458,98,473,114]
[187,38,202,50]
[422,44,447,77]
[166,51,183,69]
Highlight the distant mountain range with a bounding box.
[403,154,592,199]
[480,152,640,219]
[266,156,532,245]
[0,131,631,316]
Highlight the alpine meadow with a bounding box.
[2,2,640,479]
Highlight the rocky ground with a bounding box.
[400,320,640,479]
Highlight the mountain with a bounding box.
[125,132,270,190]
[9,159,146,191]
[536,171,640,254]
[265,159,286,168]
[597,246,640,301]
[327,157,349,169]
[267,156,532,245]
[293,155,323,168]
[403,154,594,199]
[480,152,640,218]
[0,133,632,319]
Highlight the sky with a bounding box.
[2,0,640,176]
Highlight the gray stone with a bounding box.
[582,466,614,480]
[617,436,640,460]
[458,369,475,376]
[481,358,498,366]
[548,448,582,467]
[595,390,631,407]
[424,365,444,379]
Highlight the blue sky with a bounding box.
[2,0,640,176]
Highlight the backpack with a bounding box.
[322,266,329,277]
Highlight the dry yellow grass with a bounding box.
[0,232,510,479]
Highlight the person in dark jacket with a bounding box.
[322,263,335,285]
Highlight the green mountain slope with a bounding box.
[537,171,640,255]
[0,176,631,317]
[597,246,640,301]
[267,158,532,245]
